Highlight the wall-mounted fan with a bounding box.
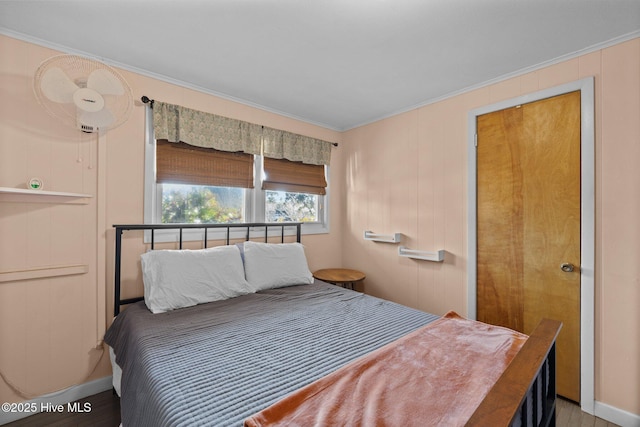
[33,54,133,133]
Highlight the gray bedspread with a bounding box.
[104,280,439,427]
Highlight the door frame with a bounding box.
[467,77,595,414]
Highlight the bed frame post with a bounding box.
[114,226,123,317]
[546,343,557,426]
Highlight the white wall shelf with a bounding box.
[398,246,445,262]
[0,187,92,204]
[363,230,402,243]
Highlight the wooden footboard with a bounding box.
[468,318,562,427]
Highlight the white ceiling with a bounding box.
[1,0,639,130]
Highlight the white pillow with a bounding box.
[140,245,253,314]
[242,241,314,291]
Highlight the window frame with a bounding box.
[143,108,329,243]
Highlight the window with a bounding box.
[144,136,329,241]
[154,139,251,225]
[261,156,327,224]
[265,190,319,223]
[144,103,331,240]
[161,184,246,224]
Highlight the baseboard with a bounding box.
[0,376,113,425]
[595,400,640,427]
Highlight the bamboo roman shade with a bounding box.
[262,157,327,195]
[156,140,254,188]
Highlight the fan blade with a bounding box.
[87,68,124,95]
[78,108,115,129]
[40,67,79,103]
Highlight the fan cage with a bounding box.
[33,54,133,132]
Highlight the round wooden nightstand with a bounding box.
[312,268,366,290]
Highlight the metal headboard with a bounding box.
[112,222,302,316]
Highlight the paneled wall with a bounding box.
[0,36,105,402]
[0,34,343,405]
[341,38,640,416]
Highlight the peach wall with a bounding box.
[341,38,640,415]
[0,34,342,405]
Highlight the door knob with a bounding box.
[560,263,575,273]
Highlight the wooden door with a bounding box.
[476,91,581,402]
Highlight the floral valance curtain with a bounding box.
[262,127,332,166]
[153,102,262,155]
[153,101,333,166]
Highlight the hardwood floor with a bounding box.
[556,398,620,427]
[5,392,619,426]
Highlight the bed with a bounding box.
[105,222,561,427]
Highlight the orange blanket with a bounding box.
[244,311,527,427]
